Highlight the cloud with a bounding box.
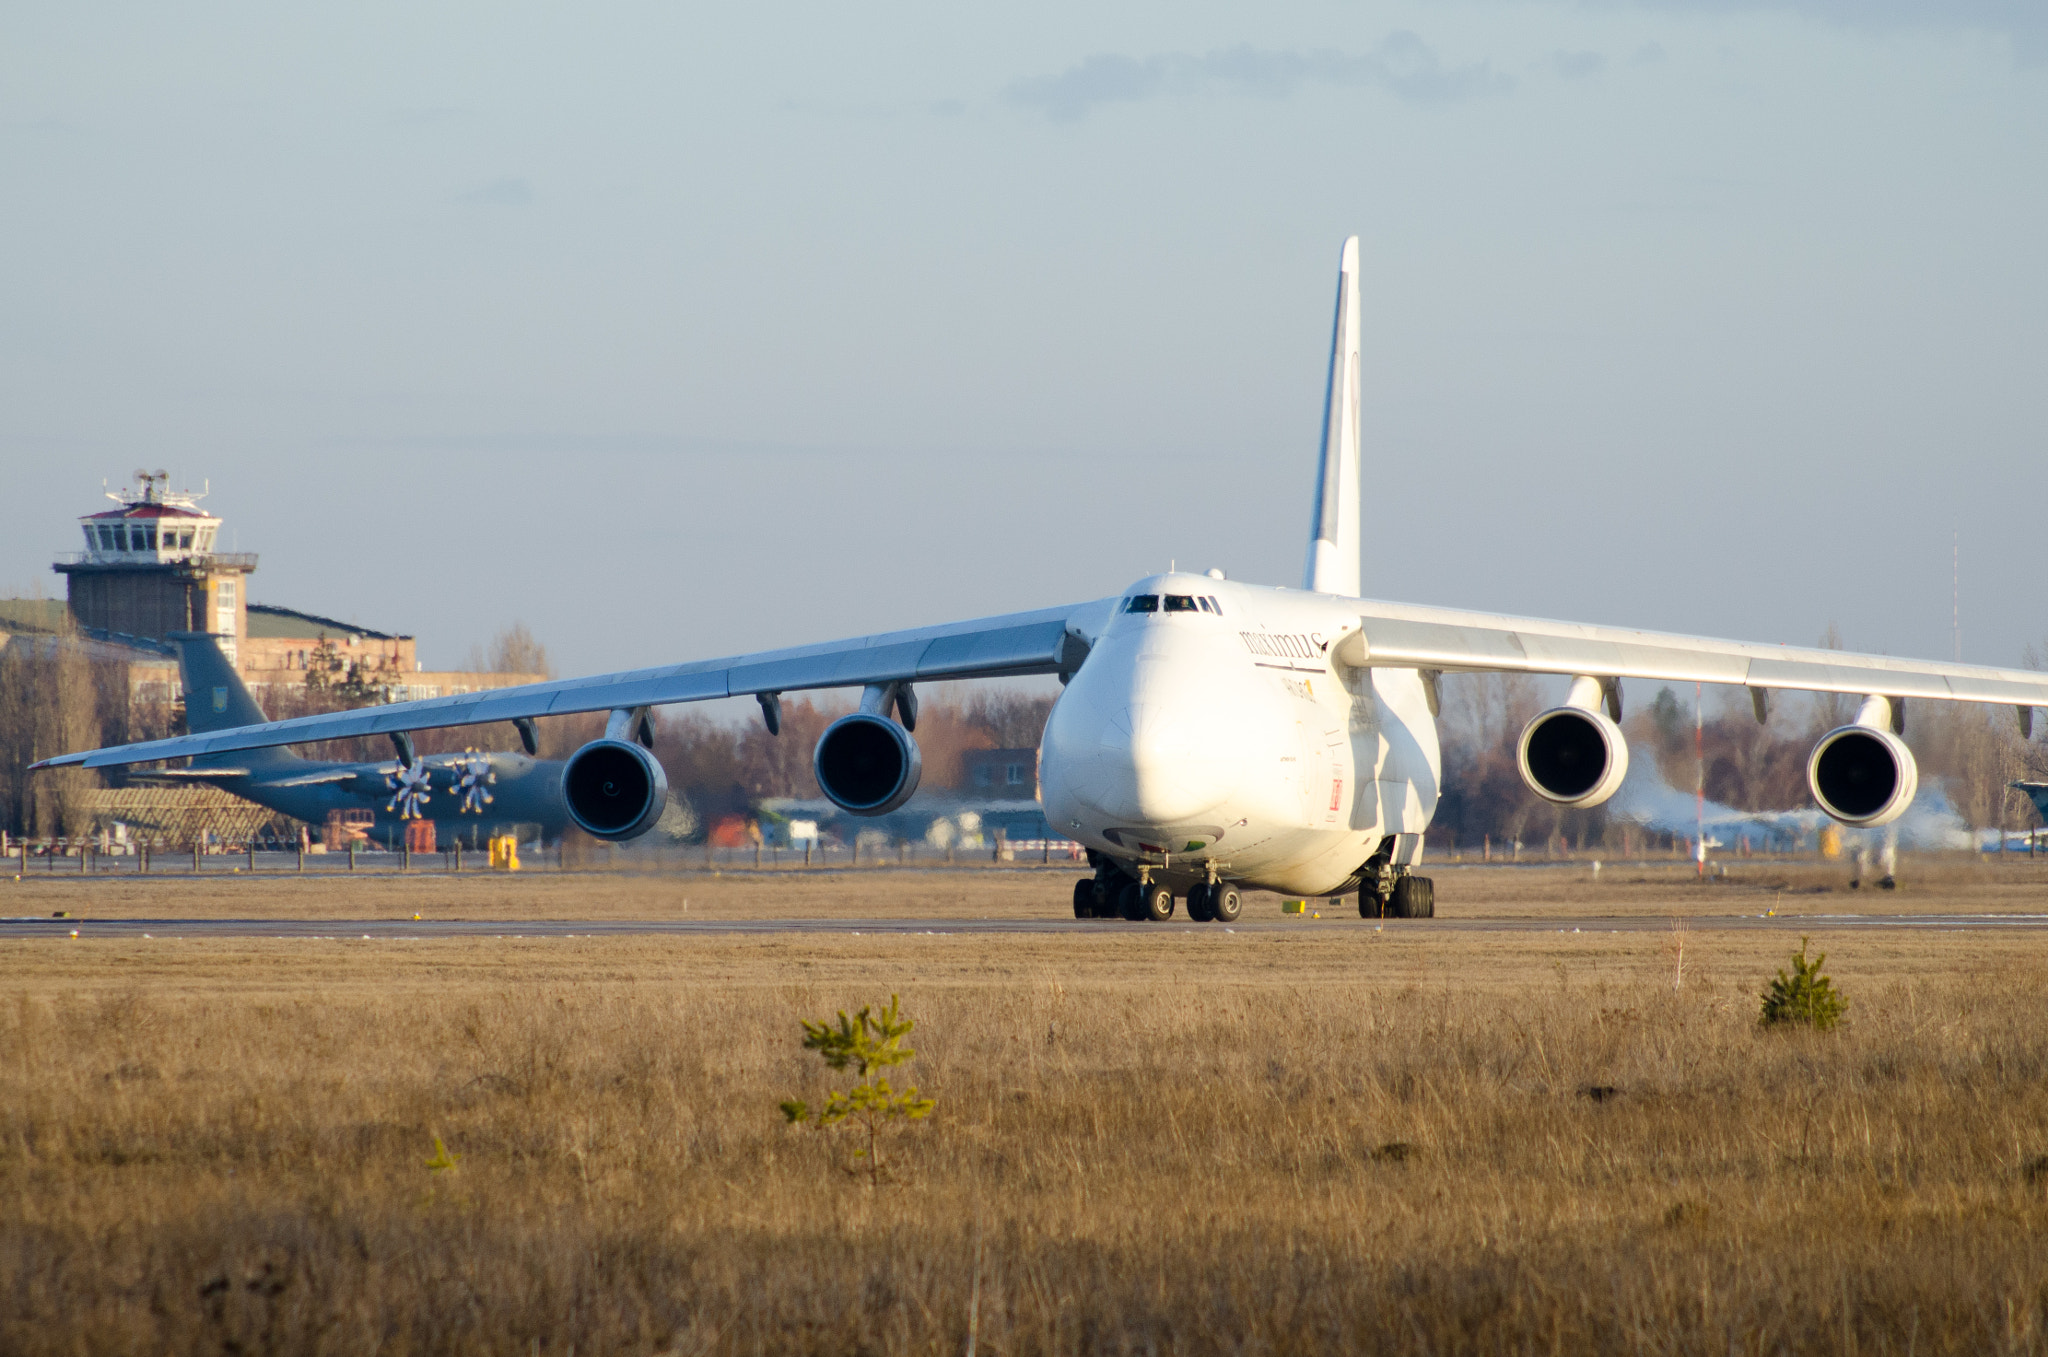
[1548,49,1608,79]
[1004,35,1513,122]
[459,177,534,207]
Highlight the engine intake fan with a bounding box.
[561,739,669,840]
[814,712,922,816]
[1808,699,1917,827]
[1516,678,1629,809]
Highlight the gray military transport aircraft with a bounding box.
[142,633,574,848]
[38,238,2048,923]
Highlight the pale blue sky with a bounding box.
[4,2,2043,684]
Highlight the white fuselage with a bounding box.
[1039,573,1441,898]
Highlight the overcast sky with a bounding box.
[4,2,2043,693]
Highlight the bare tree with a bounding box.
[964,689,1056,749]
[0,629,99,839]
[1811,622,1856,733]
[469,622,552,679]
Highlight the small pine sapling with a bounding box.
[1760,937,1848,1030]
[780,994,936,1184]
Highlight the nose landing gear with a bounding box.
[1187,881,1242,923]
[1072,862,1195,922]
[1134,882,1175,922]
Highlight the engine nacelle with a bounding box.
[1517,706,1630,808]
[814,712,922,816]
[1807,725,1918,827]
[561,738,669,840]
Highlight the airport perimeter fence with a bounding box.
[1,832,1091,878]
[11,830,2045,881]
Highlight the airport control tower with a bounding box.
[52,472,256,664]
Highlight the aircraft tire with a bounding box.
[1139,883,1175,922]
[1119,883,1145,921]
[1212,886,1242,923]
[1389,875,1434,919]
[1072,877,1098,919]
[1359,892,1386,919]
[1185,883,1216,923]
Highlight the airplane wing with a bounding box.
[1339,598,2048,719]
[129,767,363,787]
[31,599,1115,771]
[255,768,367,788]
[130,768,252,780]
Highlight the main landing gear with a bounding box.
[1360,874,1434,918]
[1357,845,1434,919]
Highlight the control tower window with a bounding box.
[1124,595,1159,613]
[1164,595,1198,612]
[143,526,157,550]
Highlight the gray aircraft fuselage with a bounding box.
[181,749,572,848]
[158,631,573,846]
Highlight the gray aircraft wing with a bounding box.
[129,767,363,786]
[130,768,253,780]
[1338,598,2048,722]
[32,599,1116,772]
[254,768,368,788]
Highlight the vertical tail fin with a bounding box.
[169,632,298,766]
[1303,235,1361,597]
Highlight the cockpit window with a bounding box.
[1124,594,1159,613]
[1196,597,1213,613]
[1207,596,1223,616]
[1163,595,1198,612]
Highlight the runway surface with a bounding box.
[9,913,2048,939]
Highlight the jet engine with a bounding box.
[1517,705,1629,809]
[561,738,669,840]
[1807,723,1917,827]
[814,712,923,816]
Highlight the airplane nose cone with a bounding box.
[1074,700,1232,825]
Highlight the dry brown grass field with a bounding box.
[6,864,2048,1354]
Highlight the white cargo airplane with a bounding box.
[36,239,2048,923]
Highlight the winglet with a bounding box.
[1303,235,1362,598]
